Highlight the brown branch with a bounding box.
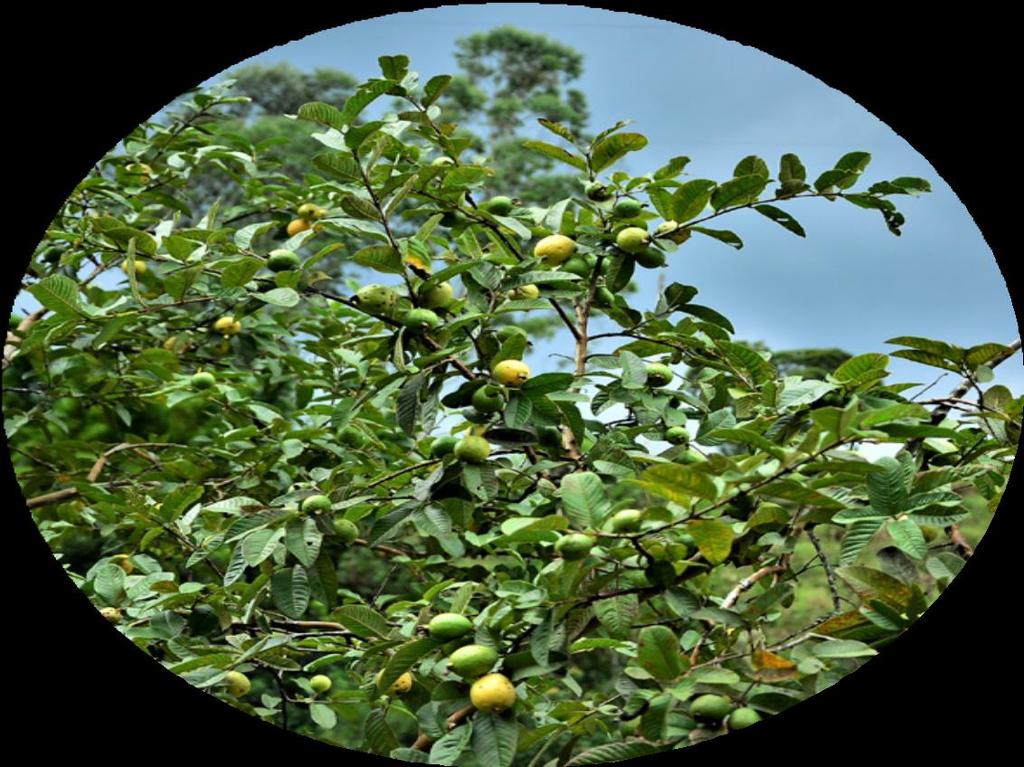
[3,308,47,369]
[722,564,788,610]
[25,487,80,509]
[412,705,475,751]
[805,528,842,614]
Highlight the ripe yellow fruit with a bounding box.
[224,670,251,697]
[100,607,122,623]
[493,359,530,387]
[376,670,414,695]
[470,673,517,713]
[533,234,577,266]
[122,258,147,275]
[297,202,320,220]
[213,316,241,336]
[287,218,311,237]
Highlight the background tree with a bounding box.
[6,53,1019,765]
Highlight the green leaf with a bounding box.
[429,724,473,766]
[364,708,399,755]
[866,457,909,515]
[631,464,719,503]
[687,519,734,565]
[353,245,402,274]
[619,350,648,389]
[378,637,439,693]
[28,275,83,319]
[560,472,610,530]
[220,257,263,289]
[689,226,743,249]
[470,714,518,767]
[637,625,688,680]
[521,140,587,171]
[297,102,346,131]
[812,639,878,658]
[887,518,928,560]
[710,174,767,210]
[734,155,769,178]
[271,565,310,618]
[522,373,575,397]
[256,287,300,307]
[423,75,453,107]
[594,594,639,639]
[839,519,884,565]
[837,565,912,609]
[779,153,807,183]
[241,528,283,566]
[285,518,322,568]
[312,152,363,183]
[754,204,806,236]
[590,132,648,173]
[310,702,337,729]
[340,80,393,125]
[668,179,716,222]
[567,741,661,766]
[333,604,391,638]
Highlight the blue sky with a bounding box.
[16,4,1018,401]
[200,3,1020,393]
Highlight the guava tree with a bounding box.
[5,54,1020,766]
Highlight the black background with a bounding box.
[5,3,1019,762]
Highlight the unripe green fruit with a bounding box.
[190,372,216,390]
[508,284,540,300]
[678,448,706,464]
[472,385,505,414]
[585,181,612,201]
[613,198,643,218]
[440,211,468,228]
[470,673,517,713]
[920,524,941,543]
[665,426,690,445]
[538,425,564,449]
[267,249,300,272]
[560,256,592,278]
[428,612,473,641]
[355,284,399,314]
[610,509,643,532]
[656,220,679,236]
[593,286,615,307]
[484,196,513,215]
[448,644,498,678]
[403,308,442,332]
[646,363,674,387]
[534,234,577,266]
[421,282,455,309]
[690,694,732,721]
[633,248,666,269]
[333,518,359,544]
[429,435,460,458]
[616,226,650,254]
[645,561,677,588]
[495,326,527,342]
[310,674,332,694]
[301,494,333,514]
[455,435,491,463]
[224,670,251,697]
[555,533,594,560]
[728,707,762,730]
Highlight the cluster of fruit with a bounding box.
[377,613,516,713]
[286,202,329,237]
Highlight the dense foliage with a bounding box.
[5,53,1019,765]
